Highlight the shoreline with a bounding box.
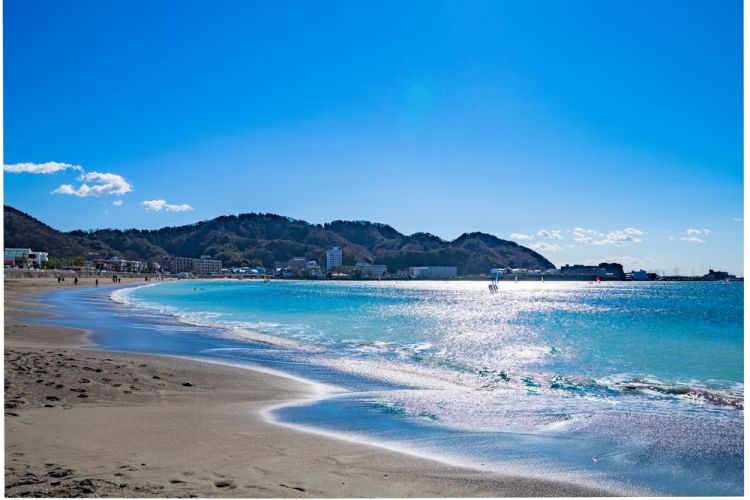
[5,277,612,497]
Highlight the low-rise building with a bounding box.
[703,269,735,281]
[630,270,649,281]
[560,263,625,280]
[409,266,458,279]
[94,257,143,272]
[356,262,388,278]
[4,248,48,268]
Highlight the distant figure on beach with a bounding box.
[57,276,61,283]
[95,279,98,287]
[74,277,78,285]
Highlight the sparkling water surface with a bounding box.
[41,280,743,495]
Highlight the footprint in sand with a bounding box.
[214,480,236,489]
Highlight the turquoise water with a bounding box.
[120,280,743,392]
[53,280,744,494]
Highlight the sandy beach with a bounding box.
[4,277,609,497]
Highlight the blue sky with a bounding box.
[4,0,743,275]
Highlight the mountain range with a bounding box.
[3,205,555,274]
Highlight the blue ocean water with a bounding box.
[41,280,743,495]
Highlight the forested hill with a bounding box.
[4,206,555,274]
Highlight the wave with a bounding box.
[110,283,744,418]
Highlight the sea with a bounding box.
[40,280,743,495]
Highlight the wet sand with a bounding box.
[4,277,610,497]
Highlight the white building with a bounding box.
[409,266,457,279]
[326,246,342,270]
[29,251,49,267]
[356,262,387,278]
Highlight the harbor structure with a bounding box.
[409,266,458,279]
[560,263,625,280]
[703,269,736,281]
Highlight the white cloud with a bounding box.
[572,227,641,246]
[530,242,562,252]
[702,228,711,235]
[53,172,132,197]
[537,229,563,240]
[4,161,83,174]
[142,199,193,212]
[112,200,123,206]
[680,236,705,243]
[572,227,601,243]
[510,233,534,241]
[597,231,642,245]
[686,228,710,236]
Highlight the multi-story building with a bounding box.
[171,256,196,274]
[355,262,388,278]
[193,256,222,275]
[326,246,342,270]
[409,266,457,279]
[169,255,222,275]
[287,257,307,272]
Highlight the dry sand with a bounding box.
[4,277,610,497]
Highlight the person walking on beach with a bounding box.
[95,279,98,287]
[74,277,78,285]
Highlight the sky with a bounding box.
[3,0,744,275]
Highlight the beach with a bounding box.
[4,278,608,498]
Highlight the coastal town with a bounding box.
[4,245,740,282]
